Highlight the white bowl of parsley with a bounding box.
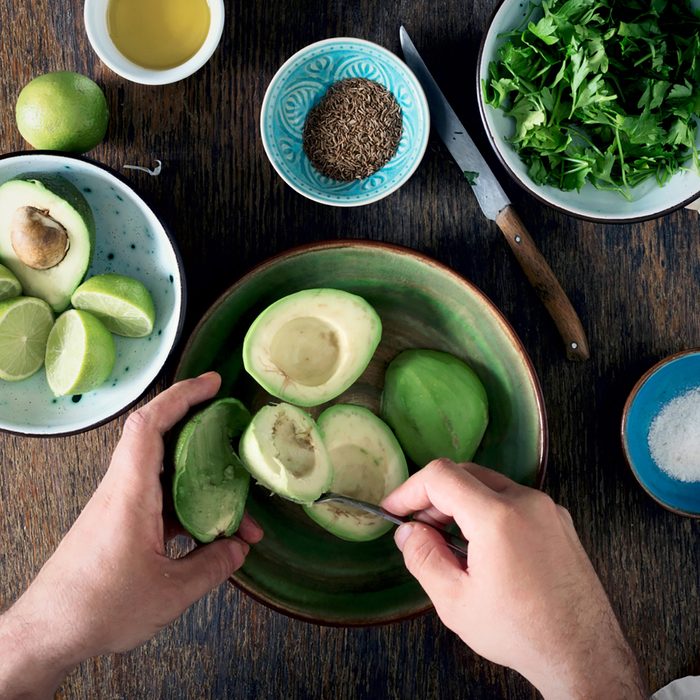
[478,0,700,222]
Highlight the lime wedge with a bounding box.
[71,273,156,338]
[45,309,116,396]
[0,296,54,381]
[0,264,22,301]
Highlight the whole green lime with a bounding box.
[15,71,109,153]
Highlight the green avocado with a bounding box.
[173,398,252,543]
[381,349,489,467]
[0,174,95,312]
[303,404,408,542]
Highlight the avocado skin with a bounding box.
[173,398,252,543]
[380,349,489,468]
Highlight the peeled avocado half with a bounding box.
[304,404,408,542]
[242,288,382,407]
[173,398,252,543]
[239,403,333,504]
[0,174,94,311]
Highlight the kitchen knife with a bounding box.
[400,26,590,361]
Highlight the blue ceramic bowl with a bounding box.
[0,153,185,436]
[622,349,700,517]
[260,37,430,207]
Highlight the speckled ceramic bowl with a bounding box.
[477,0,700,222]
[175,241,547,625]
[260,37,430,207]
[622,349,700,518]
[0,152,185,436]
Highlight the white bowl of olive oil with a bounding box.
[84,0,224,85]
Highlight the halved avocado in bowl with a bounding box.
[242,288,381,407]
[304,404,408,542]
[0,174,94,312]
[239,402,333,504]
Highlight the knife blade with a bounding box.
[400,26,590,361]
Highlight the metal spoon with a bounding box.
[315,492,469,559]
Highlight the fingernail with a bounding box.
[197,371,219,381]
[394,523,414,552]
[240,541,250,556]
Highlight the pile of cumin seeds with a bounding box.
[302,78,403,182]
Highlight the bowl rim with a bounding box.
[0,150,187,438]
[621,347,700,519]
[259,36,431,208]
[174,239,549,626]
[475,0,700,224]
[83,0,225,86]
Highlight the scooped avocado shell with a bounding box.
[173,398,252,543]
[239,402,333,504]
[0,174,94,311]
[242,288,382,407]
[381,349,489,467]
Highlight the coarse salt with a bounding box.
[648,386,700,482]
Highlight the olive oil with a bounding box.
[107,0,211,70]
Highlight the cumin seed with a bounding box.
[302,78,403,182]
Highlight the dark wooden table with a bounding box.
[1,1,699,698]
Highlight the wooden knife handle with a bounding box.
[495,205,590,362]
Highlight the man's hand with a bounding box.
[0,372,262,699]
[382,459,646,700]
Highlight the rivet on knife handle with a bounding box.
[495,205,590,361]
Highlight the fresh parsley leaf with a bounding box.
[485,0,700,195]
[464,171,480,185]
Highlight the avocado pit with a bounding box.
[10,205,69,270]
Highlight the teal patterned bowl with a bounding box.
[260,37,430,207]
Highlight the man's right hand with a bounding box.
[382,459,646,700]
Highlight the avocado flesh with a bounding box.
[243,288,382,407]
[173,398,252,543]
[238,403,333,504]
[304,404,408,542]
[0,175,94,312]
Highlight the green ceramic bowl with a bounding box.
[175,241,547,625]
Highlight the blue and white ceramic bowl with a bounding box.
[260,37,430,207]
[0,153,185,436]
[622,349,700,518]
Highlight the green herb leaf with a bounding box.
[485,0,700,195]
[464,171,480,185]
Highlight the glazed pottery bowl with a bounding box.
[84,0,225,85]
[477,0,700,222]
[0,153,185,436]
[622,349,700,518]
[175,242,547,625]
[260,37,430,207]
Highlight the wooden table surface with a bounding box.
[1,1,699,698]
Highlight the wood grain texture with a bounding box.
[0,1,698,698]
[495,204,590,361]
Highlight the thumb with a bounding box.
[395,523,465,603]
[172,538,249,608]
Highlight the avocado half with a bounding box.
[242,288,382,407]
[0,174,95,312]
[381,349,489,467]
[239,402,333,504]
[304,404,408,542]
[173,398,252,543]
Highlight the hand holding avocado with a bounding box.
[0,373,263,699]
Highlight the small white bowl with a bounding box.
[0,152,186,436]
[84,0,225,86]
[477,0,700,222]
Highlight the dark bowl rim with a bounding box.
[475,0,700,225]
[174,239,549,627]
[0,150,188,439]
[620,347,700,519]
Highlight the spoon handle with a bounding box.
[315,492,469,558]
